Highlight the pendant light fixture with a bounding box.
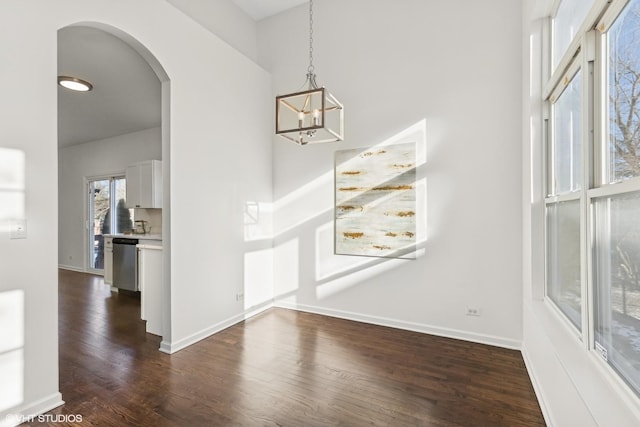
[275,0,344,145]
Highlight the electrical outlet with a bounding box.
[236,293,244,302]
[10,220,27,239]
[466,306,481,316]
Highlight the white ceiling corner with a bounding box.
[232,0,307,21]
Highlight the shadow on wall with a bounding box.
[242,120,429,308]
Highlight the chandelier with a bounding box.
[275,0,344,145]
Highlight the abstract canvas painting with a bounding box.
[334,142,416,258]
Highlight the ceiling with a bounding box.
[57,1,305,148]
[232,0,306,21]
[58,26,161,148]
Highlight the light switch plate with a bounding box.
[10,220,27,239]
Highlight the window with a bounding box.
[551,68,582,194]
[546,64,583,332]
[592,0,640,397]
[552,0,595,71]
[606,2,640,183]
[546,0,640,399]
[547,199,582,329]
[594,192,640,394]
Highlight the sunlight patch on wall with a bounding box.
[271,120,427,301]
[316,221,371,281]
[315,217,426,300]
[316,254,411,300]
[272,171,334,237]
[273,238,300,303]
[0,148,26,234]
[244,248,274,310]
[244,201,273,242]
[0,289,24,411]
[376,119,427,163]
[415,176,427,249]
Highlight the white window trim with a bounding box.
[543,0,640,413]
[545,51,587,338]
[546,54,583,199]
[544,0,610,100]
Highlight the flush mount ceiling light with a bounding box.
[275,0,344,146]
[58,76,93,92]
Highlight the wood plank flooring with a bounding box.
[41,269,545,426]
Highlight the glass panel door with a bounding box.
[89,179,110,270]
[88,176,134,272]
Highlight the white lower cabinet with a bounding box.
[137,244,163,336]
[104,237,113,285]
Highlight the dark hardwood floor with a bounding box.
[38,269,545,426]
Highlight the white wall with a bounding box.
[0,0,272,422]
[259,0,524,348]
[58,127,162,271]
[520,1,640,425]
[165,0,257,62]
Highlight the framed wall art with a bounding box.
[334,142,416,258]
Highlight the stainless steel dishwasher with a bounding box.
[112,238,139,291]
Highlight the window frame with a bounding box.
[590,0,640,400]
[550,0,597,75]
[547,57,584,197]
[543,0,640,405]
[545,55,587,336]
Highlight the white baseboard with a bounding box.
[0,393,64,427]
[160,299,522,354]
[57,264,84,273]
[275,300,522,350]
[159,300,274,354]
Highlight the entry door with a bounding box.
[88,176,132,272]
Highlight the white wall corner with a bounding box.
[164,0,258,62]
[275,300,523,351]
[159,300,274,354]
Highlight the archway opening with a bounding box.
[56,22,171,344]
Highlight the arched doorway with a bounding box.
[57,22,171,344]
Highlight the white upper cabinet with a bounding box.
[126,160,162,208]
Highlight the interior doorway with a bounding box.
[57,22,170,343]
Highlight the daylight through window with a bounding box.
[547,0,640,398]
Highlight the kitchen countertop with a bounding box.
[104,233,163,241]
[138,244,163,250]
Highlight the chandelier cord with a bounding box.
[308,0,314,75]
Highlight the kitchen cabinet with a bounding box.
[126,160,162,208]
[104,236,113,285]
[138,244,163,336]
